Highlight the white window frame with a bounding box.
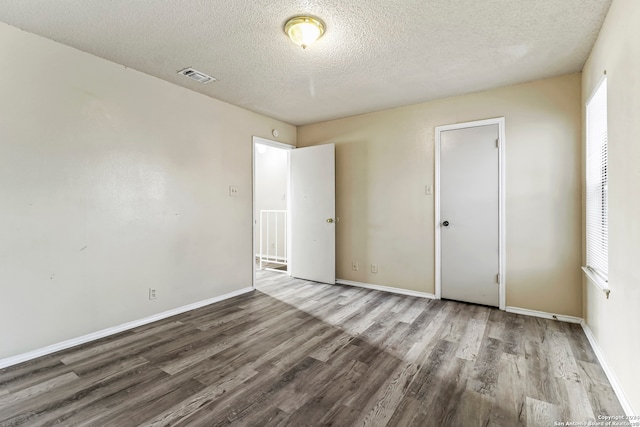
[583,76,609,295]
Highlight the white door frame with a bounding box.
[252,136,294,289]
[434,117,506,310]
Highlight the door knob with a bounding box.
[326,218,334,223]
[442,221,450,227]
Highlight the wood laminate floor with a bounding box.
[0,271,625,426]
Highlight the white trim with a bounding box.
[435,129,441,298]
[336,279,436,299]
[505,306,583,324]
[582,266,610,298]
[581,322,636,416]
[498,118,506,310]
[585,72,608,106]
[0,287,253,370]
[252,136,294,288]
[434,117,506,310]
[253,136,295,151]
[285,147,292,278]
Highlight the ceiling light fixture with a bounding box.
[284,16,325,49]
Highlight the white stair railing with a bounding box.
[259,210,287,270]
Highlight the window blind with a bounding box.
[585,78,608,282]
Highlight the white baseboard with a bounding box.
[336,279,436,299]
[581,322,636,416]
[0,287,254,370]
[505,306,583,324]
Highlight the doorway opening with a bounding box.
[252,137,336,288]
[252,137,293,285]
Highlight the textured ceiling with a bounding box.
[0,0,612,126]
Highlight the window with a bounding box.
[585,77,608,285]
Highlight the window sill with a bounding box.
[582,266,610,298]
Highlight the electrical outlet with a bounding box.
[229,186,239,197]
[371,264,378,273]
[149,288,157,300]
[352,261,359,271]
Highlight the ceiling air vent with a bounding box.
[178,67,216,84]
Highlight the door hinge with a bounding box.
[496,138,500,148]
[496,273,501,284]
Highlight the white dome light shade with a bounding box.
[284,16,325,49]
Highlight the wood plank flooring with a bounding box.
[0,270,625,426]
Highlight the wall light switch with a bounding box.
[229,186,239,197]
[425,185,433,196]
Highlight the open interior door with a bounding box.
[290,144,336,284]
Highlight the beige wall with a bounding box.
[582,0,640,414]
[298,73,583,316]
[0,23,295,359]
